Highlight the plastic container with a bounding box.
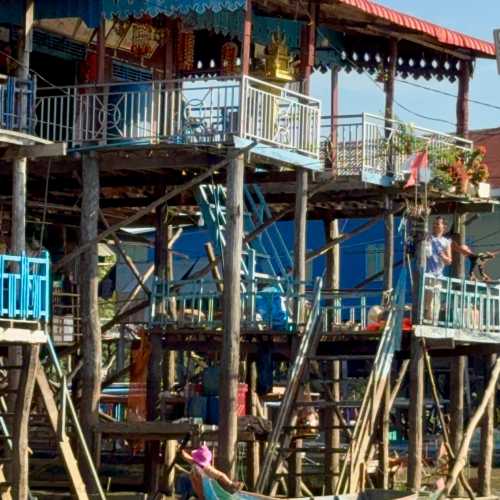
[202,367,220,396]
[187,395,207,421]
[206,384,248,425]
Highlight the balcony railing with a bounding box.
[35,76,320,158]
[419,273,500,332]
[0,77,35,134]
[0,252,51,322]
[322,113,472,185]
[150,276,383,332]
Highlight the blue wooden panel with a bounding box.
[0,252,51,322]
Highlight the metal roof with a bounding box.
[338,0,496,58]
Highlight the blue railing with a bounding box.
[0,77,35,134]
[0,252,51,321]
[419,273,500,332]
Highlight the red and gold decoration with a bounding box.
[221,42,238,75]
[131,17,156,58]
[177,30,195,72]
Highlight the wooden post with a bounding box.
[162,224,177,495]
[450,214,466,498]
[478,353,497,496]
[384,39,398,134]
[293,169,308,328]
[324,219,340,494]
[407,216,427,491]
[217,153,245,476]
[12,344,39,500]
[97,15,106,83]
[145,202,167,493]
[241,0,252,75]
[8,0,33,430]
[379,196,394,488]
[79,152,102,493]
[456,62,470,139]
[246,358,260,489]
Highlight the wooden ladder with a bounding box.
[255,270,407,496]
[255,279,324,494]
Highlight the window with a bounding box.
[365,244,384,280]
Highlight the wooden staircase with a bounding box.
[255,270,407,496]
[0,333,105,500]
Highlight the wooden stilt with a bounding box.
[408,216,426,492]
[162,224,177,495]
[450,213,466,498]
[478,353,497,496]
[246,358,260,490]
[79,152,102,493]
[294,168,308,328]
[379,196,394,488]
[145,202,168,493]
[241,0,252,76]
[217,153,245,476]
[324,219,340,494]
[11,344,39,500]
[8,9,34,486]
[443,358,500,498]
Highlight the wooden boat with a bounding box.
[202,474,417,500]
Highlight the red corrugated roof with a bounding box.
[338,0,496,57]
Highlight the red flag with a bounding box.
[404,150,429,188]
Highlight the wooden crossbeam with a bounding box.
[0,142,67,160]
[54,143,255,272]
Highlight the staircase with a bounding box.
[0,332,105,500]
[255,270,407,495]
[0,252,104,499]
[195,183,292,281]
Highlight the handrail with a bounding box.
[419,272,500,331]
[45,333,106,499]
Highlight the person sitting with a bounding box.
[180,444,243,500]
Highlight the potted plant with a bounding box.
[463,145,490,197]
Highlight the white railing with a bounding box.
[420,273,500,332]
[34,76,320,158]
[322,113,473,182]
[241,76,320,157]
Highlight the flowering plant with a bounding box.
[462,145,489,186]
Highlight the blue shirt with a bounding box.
[426,235,451,277]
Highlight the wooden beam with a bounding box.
[407,215,427,492]
[35,367,89,499]
[450,214,466,498]
[11,344,39,500]
[241,0,252,75]
[478,353,497,496]
[100,210,150,296]
[442,357,500,498]
[53,144,255,272]
[0,142,66,160]
[79,152,102,494]
[217,152,245,477]
[205,242,224,294]
[324,219,341,494]
[456,62,471,138]
[384,39,397,133]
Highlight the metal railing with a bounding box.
[0,77,35,133]
[419,273,500,332]
[35,76,321,157]
[321,113,472,183]
[0,252,51,321]
[150,275,383,332]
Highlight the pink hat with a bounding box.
[191,445,212,468]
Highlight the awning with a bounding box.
[0,0,246,28]
[337,0,495,57]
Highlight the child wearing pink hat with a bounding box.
[181,444,243,500]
